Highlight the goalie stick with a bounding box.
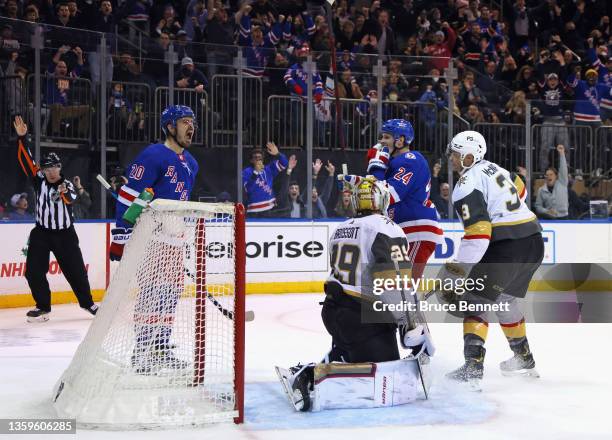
[394,259,431,399]
[97,174,254,322]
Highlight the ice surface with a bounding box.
[0,293,610,440]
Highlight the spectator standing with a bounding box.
[430,162,449,219]
[423,22,456,71]
[203,0,236,79]
[45,59,90,138]
[8,192,34,220]
[535,145,569,220]
[237,3,285,77]
[311,158,334,218]
[71,176,91,220]
[333,189,356,218]
[184,0,207,42]
[537,73,570,170]
[242,142,288,216]
[567,68,612,127]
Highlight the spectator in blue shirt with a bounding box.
[8,193,33,220]
[242,142,288,217]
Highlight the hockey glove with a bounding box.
[109,227,132,261]
[366,144,390,173]
[400,324,436,357]
[429,261,473,305]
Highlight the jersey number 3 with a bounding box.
[495,174,520,211]
[330,243,360,286]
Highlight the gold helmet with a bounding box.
[351,177,391,215]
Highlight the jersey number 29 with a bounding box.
[330,243,360,286]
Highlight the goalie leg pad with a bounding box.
[312,358,420,411]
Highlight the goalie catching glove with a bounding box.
[399,323,435,358]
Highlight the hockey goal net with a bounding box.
[53,200,246,429]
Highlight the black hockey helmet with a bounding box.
[40,152,61,169]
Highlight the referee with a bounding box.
[14,116,98,322]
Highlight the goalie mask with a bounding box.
[446,130,487,173]
[352,178,391,216]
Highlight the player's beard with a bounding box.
[176,128,193,149]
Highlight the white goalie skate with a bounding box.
[275,364,314,412]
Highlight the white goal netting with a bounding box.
[53,200,245,429]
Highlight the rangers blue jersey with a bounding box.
[567,75,612,123]
[238,15,285,77]
[284,63,324,99]
[242,154,288,213]
[371,150,444,244]
[115,143,199,228]
[588,49,612,110]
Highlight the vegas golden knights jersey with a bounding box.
[452,160,542,263]
[327,214,411,300]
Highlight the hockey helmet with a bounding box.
[352,177,391,216]
[446,130,487,171]
[381,119,414,149]
[160,105,197,136]
[40,152,61,169]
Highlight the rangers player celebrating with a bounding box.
[110,104,199,373]
[437,131,543,384]
[276,178,434,412]
[366,119,444,279]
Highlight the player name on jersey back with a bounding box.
[331,226,360,240]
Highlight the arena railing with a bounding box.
[531,123,594,175]
[473,122,527,173]
[209,75,263,148]
[0,76,26,142]
[594,126,612,177]
[104,81,152,144]
[25,74,93,144]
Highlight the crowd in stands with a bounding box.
[1,0,611,219]
[1,0,611,122]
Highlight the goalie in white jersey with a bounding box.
[436,131,544,383]
[276,178,434,412]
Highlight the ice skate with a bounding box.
[275,363,314,412]
[131,347,189,375]
[446,345,485,389]
[500,341,539,378]
[26,308,50,323]
[82,304,98,316]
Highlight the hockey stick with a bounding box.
[184,267,255,322]
[325,0,346,150]
[96,174,119,200]
[393,259,430,400]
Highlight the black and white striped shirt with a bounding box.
[33,172,77,230]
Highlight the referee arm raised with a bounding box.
[14,116,98,322]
